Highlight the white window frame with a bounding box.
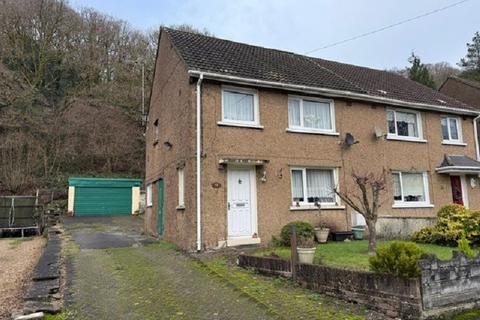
[287,95,337,135]
[441,116,465,145]
[392,171,432,208]
[177,167,185,209]
[386,108,426,142]
[219,85,260,127]
[146,184,153,207]
[290,167,339,207]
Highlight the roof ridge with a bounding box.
[304,56,366,94]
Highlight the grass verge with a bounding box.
[198,257,366,320]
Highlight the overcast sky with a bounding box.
[70,0,478,70]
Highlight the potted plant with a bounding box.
[314,222,330,243]
[297,237,316,264]
[314,201,330,243]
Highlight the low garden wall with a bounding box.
[238,253,480,319]
[420,252,480,317]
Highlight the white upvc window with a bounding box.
[392,171,432,208]
[146,184,153,207]
[288,96,336,134]
[177,167,185,208]
[221,86,260,126]
[387,108,424,141]
[441,116,463,144]
[290,167,338,206]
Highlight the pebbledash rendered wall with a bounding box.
[146,30,480,251]
[238,253,480,319]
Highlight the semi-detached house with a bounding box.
[145,28,480,251]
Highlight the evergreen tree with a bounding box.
[407,53,436,89]
[459,31,480,82]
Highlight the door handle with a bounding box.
[228,202,230,210]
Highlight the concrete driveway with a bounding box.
[62,216,276,320]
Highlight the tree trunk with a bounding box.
[366,220,377,256]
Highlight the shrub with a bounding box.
[457,235,475,258]
[412,204,480,246]
[369,241,425,279]
[280,221,315,246]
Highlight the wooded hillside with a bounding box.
[0,0,157,194]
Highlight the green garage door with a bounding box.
[74,187,132,216]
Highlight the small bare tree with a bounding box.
[334,171,387,255]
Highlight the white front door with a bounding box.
[227,167,255,238]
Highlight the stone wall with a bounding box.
[239,253,480,319]
[237,254,422,319]
[420,251,480,317]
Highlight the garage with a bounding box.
[68,177,142,216]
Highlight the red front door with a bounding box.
[450,176,464,205]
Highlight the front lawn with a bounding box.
[255,240,453,271]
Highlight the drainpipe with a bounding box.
[196,73,204,251]
[474,115,480,161]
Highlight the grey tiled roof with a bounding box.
[164,28,476,112]
[439,155,480,168]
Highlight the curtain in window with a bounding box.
[396,111,418,137]
[303,100,331,130]
[223,91,254,121]
[291,170,304,202]
[306,169,334,203]
[441,118,449,140]
[449,118,459,140]
[387,110,396,134]
[392,173,402,201]
[402,173,425,202]
[288,99,301,126]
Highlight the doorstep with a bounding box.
[225,237,261,247]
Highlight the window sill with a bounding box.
[176,205,185,210]
[442,141,467,146]
[392,203,434,209]
[286,128,340,136]
[217,121,264,129]
[386,136,427,143]
[290,205,345,211]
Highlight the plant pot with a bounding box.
[352,226,365,240]
[314,227,330,243]
[297,247,316,264]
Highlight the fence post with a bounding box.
[290,225,297,282]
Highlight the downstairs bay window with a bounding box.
[392,171,432,208]
[291,167,338,207]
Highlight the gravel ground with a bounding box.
[0,237,46,319]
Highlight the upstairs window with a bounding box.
[153,119,159,144]
[222,87,259,125]
[387,109,422,140]
[441,116,462,143]
[291,168,337,206]
[288,97,335,133]
[392,172,430,207]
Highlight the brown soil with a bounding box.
[0,237,46,319]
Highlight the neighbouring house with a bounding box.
[439,76,480,109]
[145,28,480,251]
[68,177,142,216]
